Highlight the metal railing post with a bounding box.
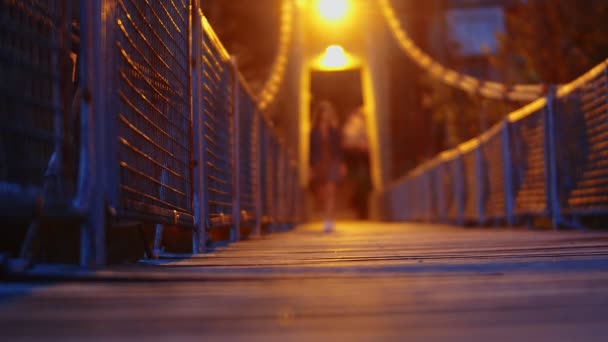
[253,115,263,237]
[76,0,108,268]
[544,86,561,229]
[475,146,485,225]
[231,58,241,242]
[456,155,465,225]
[428,173,432,222]
[153,167,169,257]
[272,138,279,230]
[501,121,515,226]
[191,2,206,253]
[278,143,286,229]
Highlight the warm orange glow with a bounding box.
[316,0,349,21]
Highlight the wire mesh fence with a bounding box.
[0,0,78,217]
[0,0,303,268]
[377,60,608,228]
[556,69,608,215]
[113,0,193,224]
[200,27,233,229]
[236,82,257,225]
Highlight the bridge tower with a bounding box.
[294,0,393,214]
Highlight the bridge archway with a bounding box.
[294,0,392,201]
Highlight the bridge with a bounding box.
[2,0,608,339]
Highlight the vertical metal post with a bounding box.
[52,0,68,198]
[230,58,241,242]
[253,114,263,237]
[271,136,278,230]
[544,86,560,229]
[455,154,464,225]
[191,1,206,253]
[152,168,168,257]
[75,0,110,268]
[475,144,485,225]
[286,149,291,227]
[278,143,286,229]
[427,172,432,222]
[389,187,395,221]
[501,121,515,226]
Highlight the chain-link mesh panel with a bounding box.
[286,159,297,224]
[510,109,547,216]
[461,146,480,221]
[0,0,77,214]
[114,0,192,223]
[201,29,233,228]
[387,180,405,221]
[236,83,256,223]
[558,71,608,213]
[277,144,288,224]
[428,166,441,222]
[480,125,507,221]
[263,127,277,224]
[258,121,269,223]
[410,171,426,222]
[399,173,413,221]
[446,155,464,223]
[438,156,454,223]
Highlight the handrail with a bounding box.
[379,60,608,228]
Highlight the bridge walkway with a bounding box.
[2,222,608,340]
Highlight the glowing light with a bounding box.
[313,45,360,71]
[378,0,544,102]
[259,0,293,110]
[317,0,348,21]
[320,45,348,69]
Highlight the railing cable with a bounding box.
[379,0,549,102]
[258,0,294,111]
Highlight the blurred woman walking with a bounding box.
[309,101,344,232]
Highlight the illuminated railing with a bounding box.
[377,60,608,228]
[0,0,303,268]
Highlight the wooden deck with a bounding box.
[2,222,608,340]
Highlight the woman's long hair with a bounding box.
[312,100,338,129]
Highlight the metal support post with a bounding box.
[191,2,207,253]
[253,115,263,237]
[152,168,169,257]
[475,145,485,225]
[501,121,515,226]
[455,155,465,226]
[230,57,241,243]
[77,0,108,268]
[544,86,561,229]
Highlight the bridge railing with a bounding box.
[378,60,608,228]
[0,0,80,219]
[0,0,302,268]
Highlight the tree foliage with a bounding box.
[492,0,608,84]
[425,0,608,153]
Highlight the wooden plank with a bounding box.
[2,222,608,340]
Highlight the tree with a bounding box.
[492,0,608,84]
[418,0,608,155]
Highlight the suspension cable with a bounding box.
[258,0,294,111]
[379,0,548,102]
